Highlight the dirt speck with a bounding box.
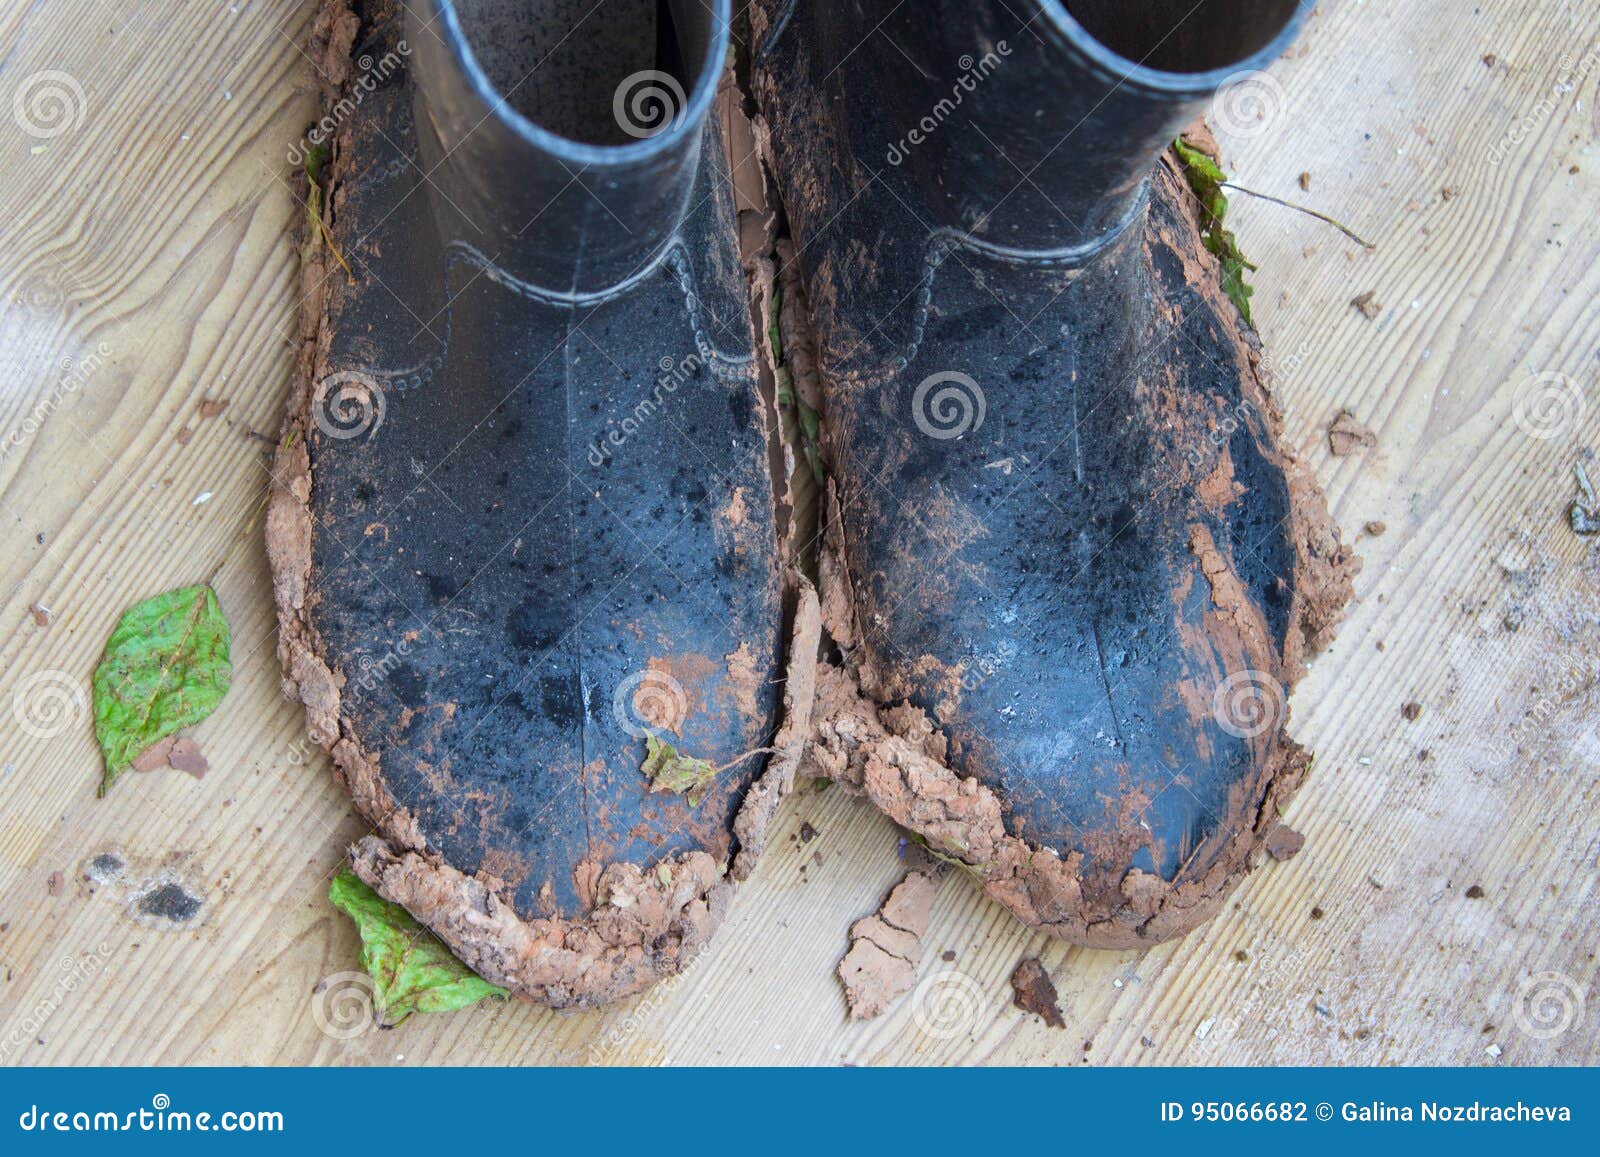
[1265,823,1306,862]
[86,853,126,885]
[199,398,229,420]
[798,821,818,843]
[1402,701,1422,721]
[1364,520,1387,536]
[47,871,64,897]
[1298,171,1311,191]
[1009,958,1065,1028]
[136,880,204,923]
[1465,884,1486,899]
[1351,290,1382,320]
[29,603,52,627]
[1328,409,1377,456]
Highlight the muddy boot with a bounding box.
[751,1,1358,945]
[268,0,795,1008]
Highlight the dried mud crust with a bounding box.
[265,0,816,1009]
[783,154,1358,950]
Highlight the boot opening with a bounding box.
[1063,0,1300,74]
[453,0,714,146]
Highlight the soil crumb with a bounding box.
[134,876,204,924]
[1009,958,1066,1028]
[1328,409,1377,456]
[798,821,818,843]
[1351,290,1382,319]
[200,398,229,420]
[1401,701,1422,721]
[1364,520,1386,536]
[1265,823,1306,862]
[86,853,126,885]
[837,870,937,1020]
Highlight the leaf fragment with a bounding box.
[328,870,506,1027]
[92,584,231,796]
[640,733,719,805]
[1172,135,1257,324]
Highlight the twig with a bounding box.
[1220,181,1377,249]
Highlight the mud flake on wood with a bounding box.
[837,869,937,1020]
[1327,409,1377,456]
[1009,958,1066,1028]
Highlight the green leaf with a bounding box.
[1172,136,1258,324]
[328,870,506,1027]
[92,584,232,796]
[640,733,719,806]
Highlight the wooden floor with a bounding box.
[2,0,1597,1066]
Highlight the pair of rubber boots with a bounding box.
[269,0,1355,1008]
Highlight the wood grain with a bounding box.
[1,0,1596,1066]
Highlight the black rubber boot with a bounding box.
[752,0,1357,945]
[269,0,790,1007]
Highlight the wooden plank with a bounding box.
[1,0,1595,1066]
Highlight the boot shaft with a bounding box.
[761,0,1309,253]
[408,0,732,297]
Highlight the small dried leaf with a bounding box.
[640,734,718,805]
